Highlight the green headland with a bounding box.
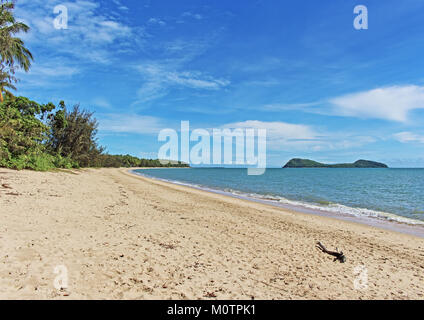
[283,159,389,168]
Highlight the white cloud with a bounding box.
[182,12,203,20]
[15,58,81,89]
[27,65,80,77]
[111,0,129,11]
[98,114,167,135]
[99,116,378,153]
[166,71,230,89]
[13,0,140,93]
[148,18,166,26]
[259,85,424,123]
[223,120,316,141]
[15,0,136,64]
[329,85,424,122]
[92,98,112,109]
[258,102,319,112]
[393,132,424,144]
[221,120,376,151]
[135,62,230,103]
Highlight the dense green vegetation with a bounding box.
[0,95,188,170]
[0,96,76,170]
[0,2,188,171]
[283,158,388,168]
[95,154,188,168]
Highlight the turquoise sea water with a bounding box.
[134,168,424,225]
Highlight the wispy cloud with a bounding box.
[134,62,230,103]
[101,117,375,152]
[92,98,112,109]
[393,131,424,144]
[148,18,166,26]
[14,0,142,96]
[182,12,203,20]
[329,85,424,123]
[20,64,80,77]
[258,85,424,123]
[98,113,168,135]
[111,0,129,11]
[15,57,81,91]
[221,120,377,152]
[258,102,319,112]
[16,0,138,64]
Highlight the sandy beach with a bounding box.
[1,167,424,300]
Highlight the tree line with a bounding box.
[0,2,188,171]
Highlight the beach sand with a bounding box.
[0,167,423,299]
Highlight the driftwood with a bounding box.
[316,241,346,263]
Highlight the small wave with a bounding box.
[274,197,424,225]
[133,170,424,226]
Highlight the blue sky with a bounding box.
[13,0,424,167]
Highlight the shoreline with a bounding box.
[131,169,424,239]
[1,167,424,299]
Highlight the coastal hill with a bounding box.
[283,158,389,168]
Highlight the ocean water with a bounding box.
[134,168,424,225]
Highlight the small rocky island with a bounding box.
[283,159,388,168]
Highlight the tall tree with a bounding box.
[0,69,16,100]
[0,1,33,102]
[49,103,105,167]
[0,97,53,164]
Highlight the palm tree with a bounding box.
[0,69,15,101]
[0,1,33,102]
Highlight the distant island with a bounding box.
[283,159,389,168]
